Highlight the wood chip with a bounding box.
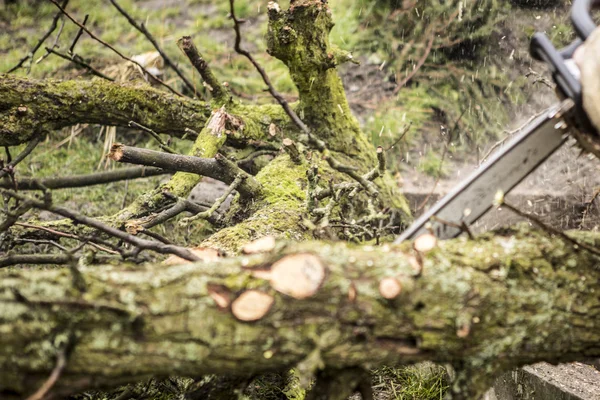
[231,290,274,322]
[242,236,276,254]
[407,255,422,275]
[348,282,357,302]
[457,323,471,338]
[414,233,437,253]
[379,277,402,299]
[270,253,325,299]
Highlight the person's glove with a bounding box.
[574,27,600,131]
[572,28,600,156]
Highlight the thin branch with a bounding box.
[48,0,184,97]
[0,135,43,180]
[141,196,218,230]
[0,253,71,268]
[35,18,66,64]
[177,36,229,101]
[108,144,261,198]
[45,47,115,81]
[180,174,243,225]
[581,188,600,228]
[109,0,195,93]
[0,166,166,190]
[393,33,435,94]
[24,342,68,400]
[68,14,89,54]
[500,200,600,258]
[385,122,412,151]
[417,110,466,211]
[236,150,277,167]
[6,0,69,73]
[2,190,201,262]
[228,0,309,133]
[14,222,119,254]
[128,121,177,154]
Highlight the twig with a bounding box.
[228,0,309,133]
[417,110,465,211]
[180,175,243,225]
[68,14,88,54]
[15,238,69,252]
[393,33,434,94]
[236,150,277,167]
[0,135,43,180]
[2,190,201,261]
[500,199,600,258]
[308,136,379,197]
[128,121,177,154]
[13,222,119,254]
[480,110,546,165]
[580,188,600,228]
[430,215,474,240]
[0,253,71,268]
[35,18,66,64]
[142,198,217,229]
[108,144,261,198]
[45,47,115,81]
[385,122,412,151]
[48,0,184,97]
[109,0,195,93]
[6,0,69,73]
[24,342,69,400]
[0,166,166,190]
[177,36,229,101]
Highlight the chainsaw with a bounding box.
[396,0,600,243]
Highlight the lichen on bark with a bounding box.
[1,229,600,399]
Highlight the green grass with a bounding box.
[0,0,295,97]
[372,364,449,400]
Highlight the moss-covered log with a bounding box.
[2,229,600,399]
[0,74,293,146]
[0,75,213,146]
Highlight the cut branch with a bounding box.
[108,144,261,198]
[177,36,230,102]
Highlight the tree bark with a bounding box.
[1,230,599,399]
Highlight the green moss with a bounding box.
[203,155,310,253]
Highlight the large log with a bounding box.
[1,230,599,399]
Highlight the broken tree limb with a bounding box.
[0,166,166,190]
[0,74,211,146]
[177,36,230,102]
[1,229,600,399]
[108,144,261,198]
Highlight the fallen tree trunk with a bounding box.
[2,229,599,399]
[0,75,212,146]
